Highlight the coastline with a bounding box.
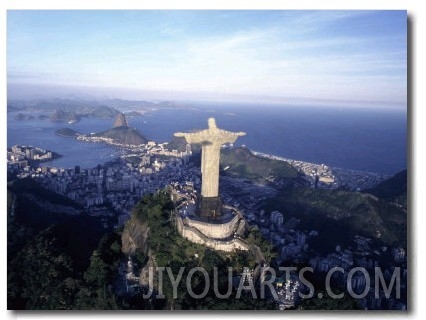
[251,150,390,190]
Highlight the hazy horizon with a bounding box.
[7,82,407,111]
[8,10,407,110]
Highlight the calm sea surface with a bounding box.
[7,104,407,175]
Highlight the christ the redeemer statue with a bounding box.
[175,118,245,218]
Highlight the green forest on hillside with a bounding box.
[220,147,298,182]
[8,184,276,310]
[262,185,407,251]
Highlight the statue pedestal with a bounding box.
[197,196,222,219]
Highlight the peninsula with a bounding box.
[57,113,148,147]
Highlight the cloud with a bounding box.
[7,11,406,106]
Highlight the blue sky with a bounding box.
[7,10,407,107]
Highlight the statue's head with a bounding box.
[208,118,217,129]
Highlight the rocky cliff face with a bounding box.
[113,112,128,128]
[121,215,149,256]
[139,250,158,288]
[94,112,147,145]
[121,214,159,289]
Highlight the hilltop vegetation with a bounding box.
[220,147,298,182]
[123,191,275,310]
[7,179,116,309]
[8,178,82,231]
[366,169,407,209]
[262,170,407,251]
[8,183,275,310]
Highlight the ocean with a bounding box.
[7,103,407,175]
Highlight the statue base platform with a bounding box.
[196,196,222,219]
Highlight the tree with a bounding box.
[9,228,75,309]
[84,250,109,288]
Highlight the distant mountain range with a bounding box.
[8,98,191,114]
[8,98,192,125]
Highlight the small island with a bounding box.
[55,128,79,137]
[15,113,34,121]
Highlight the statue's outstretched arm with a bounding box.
[174,131,206,144]
[174,132,186,137]
[218,131,246,144]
